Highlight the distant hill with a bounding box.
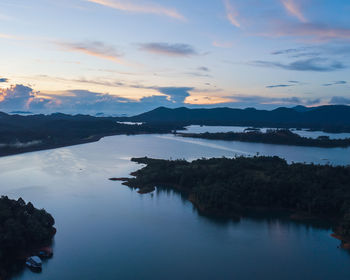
[0,112,182,157]
[120,105,350,132]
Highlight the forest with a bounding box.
[120,105,350,133]
[0,196,55,278]
[120,156,350,245]
[177,129,350,148]
[0,112,183,157]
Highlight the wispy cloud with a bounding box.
[280,0,307,22]
[271,47,321,58]
[0,33,20,40]
[56,41,124,64]
[139,42,197,56]
[223,0,240,28]
[322,81,347,86]
[198,66,210,72]
[86,0,185,21]
[266,84,293,88]
[252,58,346,72]
[225,94,321,107]
[263,21,350,42]
[212,40,234,48]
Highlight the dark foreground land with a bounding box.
[0,196,55,279]
[0,112,182,157]
[177,129,350,148]
[117,156,350,247]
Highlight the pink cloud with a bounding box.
[86,0,185,21]
[281,0,307,23]
[223,0,240,28]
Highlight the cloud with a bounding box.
[0,78,8,83]
[57,41,124,64]
[252,58,346,72]
[322,81,347,86]
[212,40,234,48]
[271,47,321,58]
[86,0,185,21]
[155,87,193,103]
[266,84,293,88]
[223,0,240,28]
[271,48,301,55]
[0,84,196,115]
[185,72,211,78]
[1,84,345,114]
[271,44,350,61]
[139,43,197,56]
[198,66,210,72]
[0,33,22,40]
[265,22,350,42]
[225,95,322,107]
[280,0,307,23]
[329,96,350,105]
[0,84,52,110]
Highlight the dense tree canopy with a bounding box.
[123,156,350,241]
[178,129,350,148]
[0,196,55,278]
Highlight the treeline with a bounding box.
[177,129,350,148]
[119,105,350,133]
[0,112,183,156]
[122,156,350,244]
[0,196,55,278]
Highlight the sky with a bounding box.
[0,0,350,115]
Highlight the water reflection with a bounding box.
[0,132,349,280]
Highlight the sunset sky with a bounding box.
[1,0,350,114]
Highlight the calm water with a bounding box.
[181,125,350,139]
[0,130,349,280]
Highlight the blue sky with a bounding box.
[0,0,350,114]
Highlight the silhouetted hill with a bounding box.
[0,112,182,157]
[122,105,350,132]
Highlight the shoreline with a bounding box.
[111,156,350,248]
[0,135,103,158]
[0,131,171,158]
[177,130,350,148]
[119,177,350,247]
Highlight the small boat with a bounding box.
[26,256,42,271]
[38,247,53,258]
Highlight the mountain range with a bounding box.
[120,105,350,132]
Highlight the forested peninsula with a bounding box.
[177,129,350,148]
[0,196,55,279]
[0,112,182,157]
[117,156,350,247]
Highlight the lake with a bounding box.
[181,125,350,139]
[1,129,350,280]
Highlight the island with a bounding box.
[115,156,350,247]
[0,196,55,279]
[176,129,350,148]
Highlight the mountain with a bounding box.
[0,112,182,157]
[121,105,350,132]
[291,105,315,112]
